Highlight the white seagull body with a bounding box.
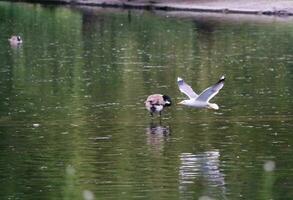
[177,76,225,110]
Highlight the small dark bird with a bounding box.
[145,94,172,116]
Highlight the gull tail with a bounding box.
[209,103,219,110]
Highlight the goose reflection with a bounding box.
[145,122,170,153]
[179,150,226,199]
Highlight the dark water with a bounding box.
[0,2,293,200]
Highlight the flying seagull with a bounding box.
[145,94,172,116]
[177,76,225,110]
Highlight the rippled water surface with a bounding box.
[0,2,293,199]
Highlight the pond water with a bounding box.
[0,2,293,200]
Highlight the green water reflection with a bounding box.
[0,2,292,200]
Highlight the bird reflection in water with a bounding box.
[145,122,170,153]
[179,150,227,199]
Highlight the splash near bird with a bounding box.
[177,76,225,110]
[145,94,172,116]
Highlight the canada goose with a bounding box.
[8,35,23,45]
[145,94,172,116]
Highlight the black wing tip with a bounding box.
[177,77,184,84]
[217,75,225,83]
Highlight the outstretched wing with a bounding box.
[196,76,225,102]
[177,77,198,99]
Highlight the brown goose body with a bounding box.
[145,94,172,116]
[8,36,23,45]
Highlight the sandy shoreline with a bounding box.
[12,0,293,16]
